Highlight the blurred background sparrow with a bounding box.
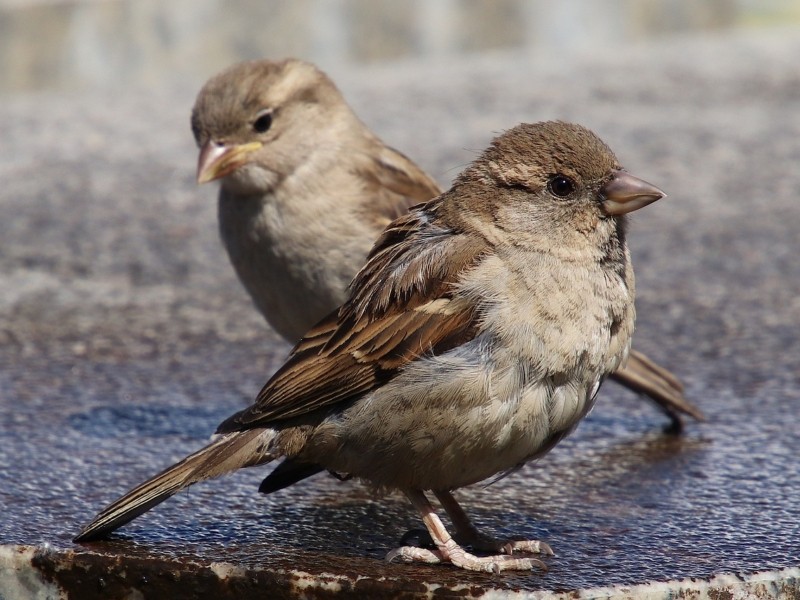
[76,121,665,572]
[191,58,702,429]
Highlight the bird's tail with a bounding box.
[74,428,276,542]
[611,348,705,421]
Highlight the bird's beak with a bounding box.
[196,140,263,184]
[600,170,666,215]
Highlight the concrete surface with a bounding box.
[1,27,800,598]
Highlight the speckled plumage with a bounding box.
[190,59,699,426]
[76,121,665,572]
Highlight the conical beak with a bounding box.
[196,140,263,184]
[600,170,666,215]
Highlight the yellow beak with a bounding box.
[196,141,263,184]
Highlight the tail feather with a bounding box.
[611,349,705,421]
[74,429,275,542]
[258,459,325,494]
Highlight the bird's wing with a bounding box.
[353,143,443,229]
[216,201,489,432]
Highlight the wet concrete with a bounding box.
[2,27,800,598]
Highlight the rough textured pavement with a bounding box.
[1,28,799,599]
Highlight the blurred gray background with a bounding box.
[2,0,799,95]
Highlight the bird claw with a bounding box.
[401,527,554,557]
[387,538,548,573]
[499,538,554,556]
[454,531,554,556]
[386,545,443,565]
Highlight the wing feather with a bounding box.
[353,143,442,230]
[217,200,488,433]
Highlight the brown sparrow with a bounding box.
[191,59,701,428]
[76,121,665,572]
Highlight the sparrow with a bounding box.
[76,121,665,572]
[191,58,702,429]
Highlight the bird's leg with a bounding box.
[387,490,547,573]
[434,490,553,556]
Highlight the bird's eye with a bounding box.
[547,175,576,198]
[253,111,273,133]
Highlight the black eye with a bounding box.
[253,111,273,133]
[548,175,575,198]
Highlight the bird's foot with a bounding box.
[387,538,547,573]
[457,531,554,556]
[399,527,553,557]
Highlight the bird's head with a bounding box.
[191,59,360,195]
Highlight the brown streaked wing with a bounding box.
[353,143,442,230]
[216,202,489,433]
